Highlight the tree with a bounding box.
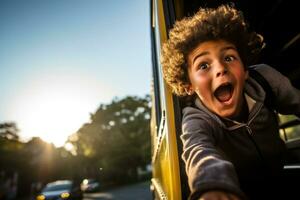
[0,122,19,140]
[0,122,22,170]
[68,95,151,184]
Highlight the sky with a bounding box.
[0,0,151,147]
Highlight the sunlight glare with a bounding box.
[9,72,112,147]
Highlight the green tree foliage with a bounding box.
[68,95,151,184]
[0,122,29,196]
[0,122,19,140]
[0,122,22,170]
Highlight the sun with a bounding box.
[19,90,88,147]
[9,72,111,147]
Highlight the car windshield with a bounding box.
[42,181,72,192]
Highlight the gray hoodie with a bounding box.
[181,64,300,199]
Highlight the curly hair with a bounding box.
[161,4,265,96]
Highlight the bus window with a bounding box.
[150,0,300,199]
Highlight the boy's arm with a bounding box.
[254,64,300,117]
[181,107,245,200]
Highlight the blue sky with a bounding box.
[0,0,151,146]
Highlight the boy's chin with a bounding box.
[216,108,239,119]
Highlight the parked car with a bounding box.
[36,180,83,200]
[80,179,100,193]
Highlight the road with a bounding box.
[83,181,152,200]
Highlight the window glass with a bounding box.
[154,0,166,114]
[279,115,300,141]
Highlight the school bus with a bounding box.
[150,0,300,199]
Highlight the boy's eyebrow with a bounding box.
[221,46,237,52]
[192,45,237,64]
[192,52,209,64]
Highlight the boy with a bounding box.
[161,4,300,200]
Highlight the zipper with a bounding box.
[245,125,265,162]
[247,103,263,127]
[225,103,264,132]
[245,125,253,136]
[244,103,265,160]
[224,103,266,160]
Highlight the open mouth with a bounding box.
[214,83,233,103]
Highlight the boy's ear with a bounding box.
[245,70,249,80]
[185,85,195,95]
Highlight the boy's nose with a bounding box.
[215,63,228,77]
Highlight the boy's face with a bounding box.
[187,40,248,119]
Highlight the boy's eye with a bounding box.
[224,55,235,62]
[198,63,209,70]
